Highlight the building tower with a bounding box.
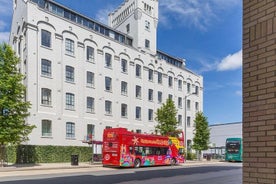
[108,0,158,54]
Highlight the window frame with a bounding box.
[41,29,51,48]
[42,119,52,137]
[65,38,75,55]
[66,122,75,138]
[41,88,52,106]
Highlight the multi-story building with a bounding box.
[9,0,203,149]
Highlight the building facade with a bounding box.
[243,0,276,183]
[9,0,203,147]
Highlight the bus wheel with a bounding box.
[171,158,176,166]
[134,159,141,168]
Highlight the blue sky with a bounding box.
[0,0,242,125]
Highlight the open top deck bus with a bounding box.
[102,128,185,167]
[225,138,243,162]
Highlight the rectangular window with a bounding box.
[148,69,153,81]
[136,129,142,133]
[145,20,150,30]
[178,80,182,91]
[195,86,199,95]
[121,59,128,73]
[187,99,191,111]
[136,106,141,120]
[66,66,74,82]
[41,59,51,77]
[168,76,173,87]
[86,46,94,62]
[126,24,130,33]
[195,102,199,112]
[42,120,52,137]
[65,38,74,55]
[86,71,94,87]
[87,124,95,138]
[178,97,182,108]
[121,104,128,117]
[66,122,75,138]
[105,77,112,91]
[105,53,112,68]
[158,72,162,84]
[105,100,112,115]
[178,115,182,126]
[145,39,150,48]
[148,89,153,101]
[136,64,141,78]
[148,109,153,121]
[158,91,162,103]
[136,85,141,98]
[121,81,128,95]
[187,116,191,127]
[168,94,173,100]
[41,88,51,106]
[41,30,51,47]
[66,93,75,110]
[187,83,191,93]
[87,97,95,113]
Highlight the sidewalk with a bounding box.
[0,159,223,172]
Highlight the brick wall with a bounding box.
[243,0,276,183]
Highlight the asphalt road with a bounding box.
[0,163,242,184]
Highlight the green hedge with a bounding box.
[6,145,93,164]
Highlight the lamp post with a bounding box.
[184,92,197,152]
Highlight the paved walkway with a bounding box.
[0,159,223,173]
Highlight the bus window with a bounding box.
[129,146,133,154]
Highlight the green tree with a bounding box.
[155,98,179,136]
[0,43,35,166]
[192,112,210,160]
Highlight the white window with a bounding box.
[41,30,51,47]
[168,76,173,87]
[148,109,153,121]
[42,120,52,137]
[187,99,191,111]
[178,80,182,91]
[66,93,75,110]
[65,38,74,55]
[187,116,191,127]
[105,53,112,68]
[105,77,112,92]
[148,89,153,101]
[178,97,182,108]
[86,46,94,62]
[105,100,112,115]
[145,20,150,30]
[41,59,51,77]
[195,102,199,112]
[121,104,128,118]
[136,85,141,98]
[86,71,94,87]
[145,39,150,48]
[121,59,128,73]
[121,81,128,95]
[158,91,162,103]
[66,122,75,138]
[136,106,141,120]
[178,115,182,126]
[158,72,162,84]
[126,24,130,33]
[148,69,153,81]
[195,86,199,95]
[187,83,191,93]
[136,64,141,78]
[65,66,74,82]
[41,88,51,106]
[86,97,95,113]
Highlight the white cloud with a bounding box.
[235,90,242,96]
[0,32,10,43]
[217,50,242,71]
[95,6,117,25]
[159,0,240,30]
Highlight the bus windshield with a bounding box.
[226,141,240,153]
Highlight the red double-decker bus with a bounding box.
[102,128,185,168]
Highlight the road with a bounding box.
[0,162,242,184]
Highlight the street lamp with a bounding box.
[184,92,197,152]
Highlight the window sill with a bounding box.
[40,45,52,50]
[41,104,52,108]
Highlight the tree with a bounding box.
[155,98,179,136]
[192,112,210,160]
[0,43,35,166]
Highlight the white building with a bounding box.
[9,0,203,148]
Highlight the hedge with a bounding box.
[5,145,93,164]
